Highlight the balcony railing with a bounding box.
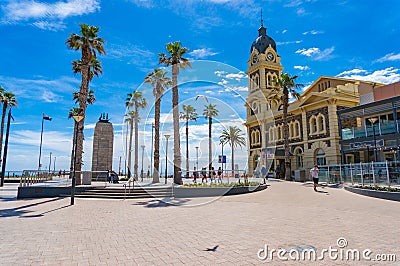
[341,120,398,140]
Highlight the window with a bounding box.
[295,148,303,168]
[317,114,325,132]
[310,116,317,134]
[315,149,326,166]
[278,125,282,140]
[295,121,300,138]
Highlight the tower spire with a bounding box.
[260,9,264,27]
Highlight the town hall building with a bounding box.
[244,22,382,177]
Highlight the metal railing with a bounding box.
[317,161,400,187]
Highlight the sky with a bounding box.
[0,0,400,173]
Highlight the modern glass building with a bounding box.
[338,95,400,164]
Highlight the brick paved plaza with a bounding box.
[0,181,399,265]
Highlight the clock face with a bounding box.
[267,52,275,61]
[252,55,258,64]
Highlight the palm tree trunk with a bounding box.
[128,121,133,177]
[283,87,291,181]
[134,106,139,181]
[172,64,182,185]
[231,140,235,177]
[208,117,212,179]
[74,48,90,185]
[0,103,7,165]
[152,94,161,183]
[186,120,189,179]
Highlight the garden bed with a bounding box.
[344,185,400,202]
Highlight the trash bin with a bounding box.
[294,170,306,182]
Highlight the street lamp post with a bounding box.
[369,117,378,162]
[71,115,84,206]
[38,113,52,174]
[195,146,199,170]
[221,141,224,179]
[164,134,171,185]
[141,145,145,182]
[48,152,52,174]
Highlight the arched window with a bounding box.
[295,121,300,138]
[295,148,303,168]
[251,131,255,146]
[317,114,325,132]
[269,127,274,143]
[255,130,260,145]
[315,149,326,166]
[278,125,282,140]
[289,122,294,139]
[310,116,317,134]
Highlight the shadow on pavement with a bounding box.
[0,197,64,218]
[133,198,189,208]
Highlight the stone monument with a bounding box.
[91,113,114,180]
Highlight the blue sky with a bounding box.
[1,0,400,173]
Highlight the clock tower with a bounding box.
[245,21,284,174]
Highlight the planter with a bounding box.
[344,186,400,202]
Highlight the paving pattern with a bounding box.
[0,180,399,265]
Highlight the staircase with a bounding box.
[75,186,173,199]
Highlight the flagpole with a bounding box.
[38,116,44,173]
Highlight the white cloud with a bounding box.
[276,40,302,45]
[296,8,308,16]
[336,68,368,76]
[218,79,228,85]
[284,0,303,7]
[377,52,400,62]
[189,48,218,59]
[302,30,324,35]
[214,70,227,77]
[282,29,287,34]
[294,65,310,71]
[225,71,246,81]
[2,0,100,30]
[336,67,400,84]
[295,47,334,60]
[296,47,319,57]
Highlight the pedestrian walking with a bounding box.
[217,167,222,183]
[310,165,320,192]
[201,167,207,184]
[261,165,267,184]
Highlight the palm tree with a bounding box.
[144,68,172,183]
[66,23,105,178]
[126,91,147,180]
[68,90,96,176]
[272,73,303,180]
[220,126,246,178]
[180,104,198,178]
[124,110,136,178]
[0,89,17,165]
[158,41,191,185]
[68,107,83,175]
[203,104,219,179]
[73,89,96,105]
